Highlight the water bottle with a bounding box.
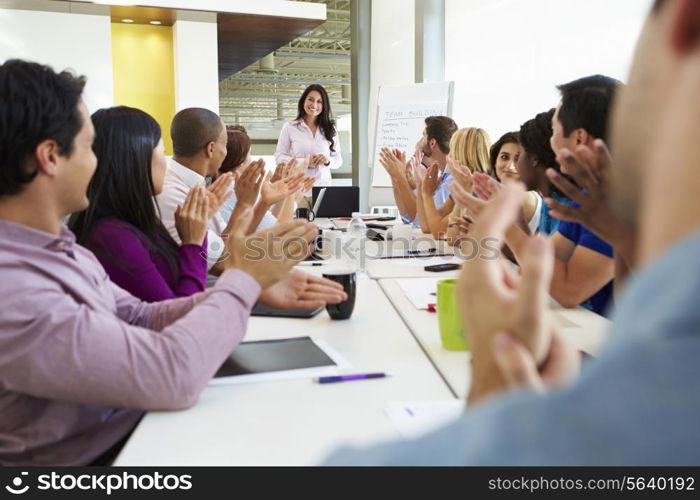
[346,212,367,273]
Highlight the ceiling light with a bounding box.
[122,18,134,23]
[149,20,162,25]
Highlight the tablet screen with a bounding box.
[214,337,336,377]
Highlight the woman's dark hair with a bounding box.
[0,59,86,196]
[68,106,181,276]
[489,131,520,172]
[219,129,252,174]
[519,110,558,170]
[519,109,564,196]
[296,84,337,153]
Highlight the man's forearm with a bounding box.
[422,191,447,239]
[467,349,509,406]
[415,189,431,233]
[227,200,252,234]
[394,175,417,220]
[269,200,284,218]
[276,195,296,223]
[248,200,271,235]
[392,182,409,218]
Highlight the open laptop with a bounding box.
[312,186,360,217]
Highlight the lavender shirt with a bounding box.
[0,219,260,466]
[85,219,207,302]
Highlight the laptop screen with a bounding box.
[312,186,360,217]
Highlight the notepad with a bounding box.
[396,277,443,310]
[209,337,351,386]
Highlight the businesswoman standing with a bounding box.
[274,84,342,208]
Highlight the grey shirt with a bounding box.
[326,232,700,465]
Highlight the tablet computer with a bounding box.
[214,337,336,378]
[210,336,352,385]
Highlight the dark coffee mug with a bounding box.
[295,207,315,221]
[322,270,356,320]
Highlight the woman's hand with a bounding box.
[473,172,502,201]
[447,157,474,193]
[175,185,210,245]
[309,154,329,167]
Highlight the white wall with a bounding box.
[173,14,220,113]
[368,0,415,208]
[0,8,114,112]
[445,0,653,141]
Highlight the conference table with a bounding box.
[115,223,611,466]
[379,279,610,398]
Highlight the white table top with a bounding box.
[116,225,611,465]
[115,277,454,466]
[379,278,611,398]
[311,226,462,280]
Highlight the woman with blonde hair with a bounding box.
[449,127,493,175]
[421,127,491,243]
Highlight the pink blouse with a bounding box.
[274,119,342,187]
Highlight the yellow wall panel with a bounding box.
[111,23,175,154]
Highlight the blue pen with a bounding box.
[315,372,392,384]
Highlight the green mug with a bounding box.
[436,279,468,351]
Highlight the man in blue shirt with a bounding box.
[398,164,453,229]
[558,216,614,315]
[327,0,700,465]
[413,117,458,237]
[548,75,620,315]
[378,116,457,230]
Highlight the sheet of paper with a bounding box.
[396,277,444,309]
[208,340,352,386]
[385,400,466,440]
